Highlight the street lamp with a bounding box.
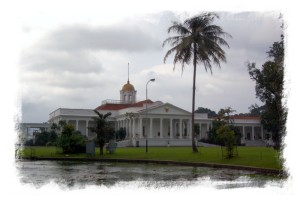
[146,78,155,153]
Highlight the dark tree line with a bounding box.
[247,34,286,150]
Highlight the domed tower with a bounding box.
[120,63,136,104]
[120,80,136,104]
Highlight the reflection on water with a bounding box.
[16,160,284,189]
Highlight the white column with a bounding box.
[139,118,143,139]
[149,118,153,139]
[160,118,163,138]
[76,120,79,131]
[123,119,128,138]
[206,123,209,139]
[199,123,202,139]
[242,126,245,141]
[132,118,136,138]
[127,119,132,138]
[128,119,131,139]
[179,119,182,139]
[170,118,173,139]
[251,126,255,140]
[85,120,89,137]
[189,119,192,139]
[242,126,245,142]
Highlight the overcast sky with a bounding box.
[2,0,300,197]
[19,8,283,123]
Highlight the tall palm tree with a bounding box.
[89,110,112,155]
[163,12,231,153]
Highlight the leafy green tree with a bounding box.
[34,130,58,146]
[56,124,86,154]
[235,104,265,117]
[206,107,241,146]
[34,131,49,146]
[216,125,236,158]
[116,128,126,141]
[195,107,217,118]
[247,34,286,150]
[50,120,67,133]
[50,123,59,132]
[248,104,265,116]
[163,12,231,153]
[89,110,113,155]
[217,107,235,124]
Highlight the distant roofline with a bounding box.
[209,115,261,120]
[96,99,155,111]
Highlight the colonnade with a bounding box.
[116,117,194,140]
[237,125,267,143]
[62,118,268,144]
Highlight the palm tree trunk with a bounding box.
[192,44,199,153]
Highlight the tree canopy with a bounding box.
[247,34,286,150]
[195,107,218,118]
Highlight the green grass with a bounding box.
[18,146,283,170]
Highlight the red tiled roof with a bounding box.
[232,116,261,120]
[209,116,261,120]
[129,99,153,107]
[95,104,129,110]
[95,99,153,111]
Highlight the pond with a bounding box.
[16,160,284,189]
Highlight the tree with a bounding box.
[195,107,217,118]
[89,110,113,155]
[216,125,237,158]
[248,104,266,116]
[34,131,49,146]
[33,129,58,146]
[56,124,86,154]
[217,107,236,124]
[163,12,231,153]
[247,34,285,150]
[50,120,67,133]
[205,107,241,147]
[116,128,126,141]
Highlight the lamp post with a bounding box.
[146,78,155,153]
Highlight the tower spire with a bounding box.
[127,62,130,84]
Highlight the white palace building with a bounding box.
[45,78,272,147]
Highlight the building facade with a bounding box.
[48,80,272,147]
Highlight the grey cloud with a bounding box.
[40,24,161,52]
[217,12,282,52]
[21,49,102,73]
[21,70,107,89]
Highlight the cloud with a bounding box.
[39,24,161,52]
[21,49,103,73]
[218,12,282,52]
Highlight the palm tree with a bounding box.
[163,12,231,153]
[89,110,112,155]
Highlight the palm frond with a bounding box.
[103,112,112,119]
[163,12,230,74]
[94,110,103,118]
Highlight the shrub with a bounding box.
[216,125,237,158]
[56,124,86,154]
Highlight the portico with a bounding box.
[115,103,193,141]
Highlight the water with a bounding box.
[16,160,284,189]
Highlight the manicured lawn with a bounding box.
[18,146,283,170]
